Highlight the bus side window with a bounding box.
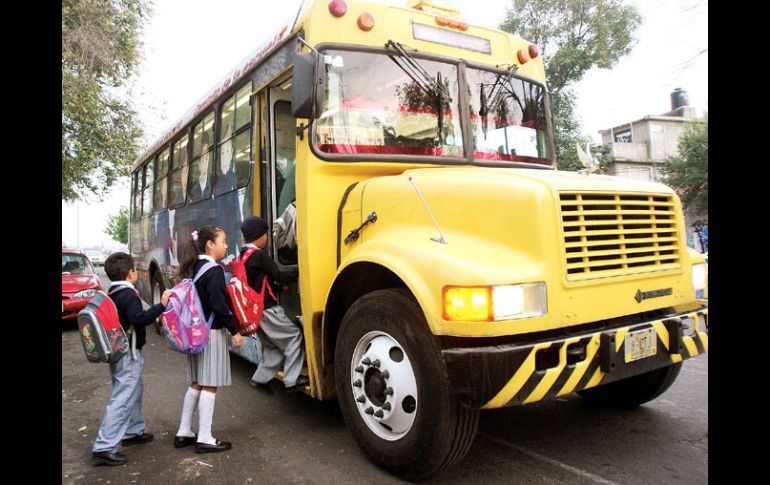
[190,112,215,202]
[154,148,170,211]
[170,135,189,207]
[142,159,154,216]
[216,83,252,195]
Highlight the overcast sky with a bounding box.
[62,0,707,249]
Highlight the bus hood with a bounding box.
[401,166,675,195]
[346,166,691,337]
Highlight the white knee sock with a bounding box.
[196,390,217,445]
[176,387,200,438]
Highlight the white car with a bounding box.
[84,250,106,266]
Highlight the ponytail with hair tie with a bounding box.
[179,225,223,278]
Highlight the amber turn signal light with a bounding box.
[358,13,375,31]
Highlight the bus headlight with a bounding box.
[691,264,707,291]
[492,283,547,320]
[443,283,547,322]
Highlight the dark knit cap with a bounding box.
[241,216,269,242]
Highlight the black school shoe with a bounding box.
[92,451,127,466]
[122,432,154,446]
[250,379,275,395]
[174,434,197,448]
[285,375,310,392]
[195,439,232,453]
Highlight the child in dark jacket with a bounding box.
[173,225,244,454]
[92,252,171,466]
[239,216,308,394]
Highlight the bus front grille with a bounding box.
[559,192,682,281]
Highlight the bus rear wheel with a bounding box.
[335,289,479,481]
[578,362,682,408]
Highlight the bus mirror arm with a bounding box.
[298,37,318,55]
[296,121,312,141]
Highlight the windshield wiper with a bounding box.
[385,40,451,143]
[385,40,450,101]
[479,64,517,139]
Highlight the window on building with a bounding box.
[614,130,632,143]
[618,166,655,181]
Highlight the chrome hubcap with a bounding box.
[350,331,417,441]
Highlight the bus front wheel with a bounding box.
[335,288,479,481]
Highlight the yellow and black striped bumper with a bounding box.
[442,306,708,409]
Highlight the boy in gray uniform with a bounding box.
[240,216,308,393]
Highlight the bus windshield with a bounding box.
[466,67,553,164]
[315,49,465,158]
[314,49,553,165]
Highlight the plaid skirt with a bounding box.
[186,328,232,387]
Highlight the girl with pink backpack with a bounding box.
[172,225,243,453]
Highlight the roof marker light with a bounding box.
[329,0,347,17]
[528,44,539,59]
[517,48,530,64]
[358,12,375,31]
[436,16,469,31]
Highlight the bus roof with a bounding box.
[132,0,542,173]
[131,2,307,172]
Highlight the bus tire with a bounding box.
[578,362,682,408]
[335,288,479,481]
[150,271,166,336]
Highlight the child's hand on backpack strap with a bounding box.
[161,290,172,307]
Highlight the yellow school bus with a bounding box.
[129,0,708,480]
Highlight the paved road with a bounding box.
[63,271,707,484]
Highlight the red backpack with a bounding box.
[227,246,275,336]
[77,286,137,363]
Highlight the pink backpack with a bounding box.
[226,246,276,336]
[160,262,218,354]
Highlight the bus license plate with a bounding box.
[624,328,657,363]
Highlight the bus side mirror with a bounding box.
[292,52,323,119]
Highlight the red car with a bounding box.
[62,248,102,320]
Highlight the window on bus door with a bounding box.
[190,112,215,202]
[465,68,554,165]
[314,50,464,158]
[169,135,189,208]
[275,100,297,215]
[142,159,154,216]
[154,148,170,212]
[216,83,252,195]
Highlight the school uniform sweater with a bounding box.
[109,282,164,350]
[240,245,297,310]
[192,258,238,335]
